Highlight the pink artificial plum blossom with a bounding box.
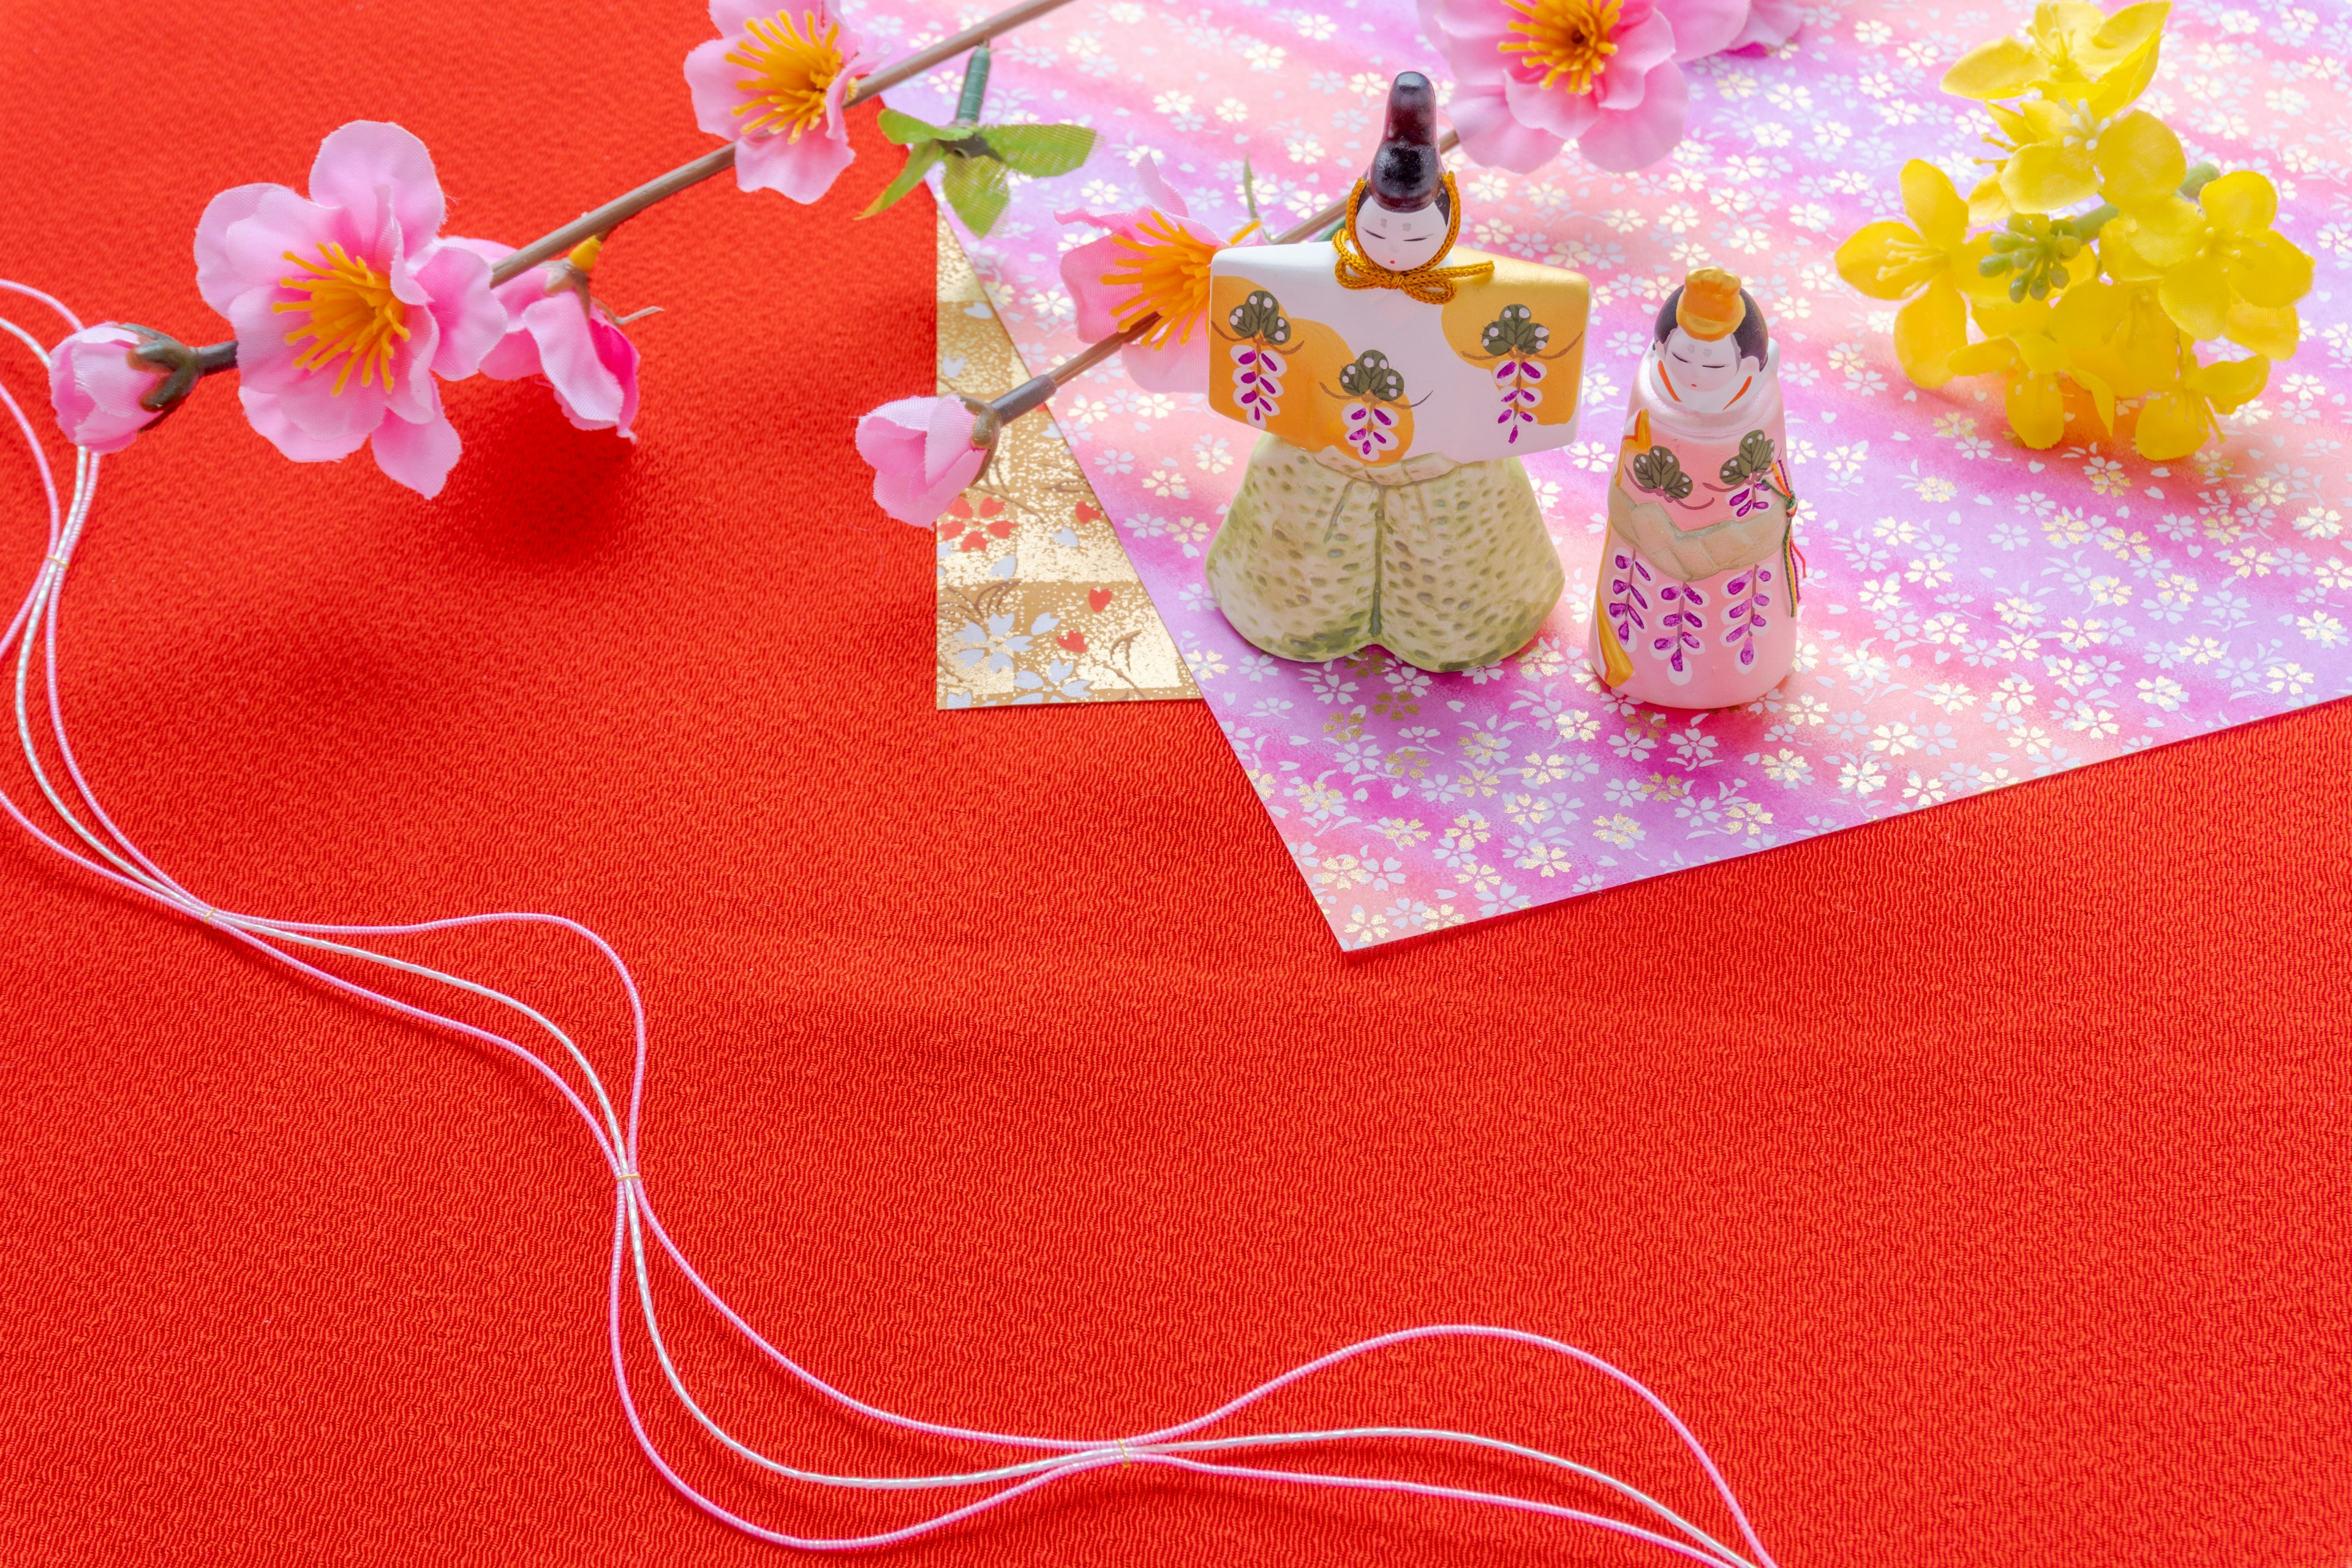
[1726,0,1801,54]
[460,242,643,440]
[685,1,871,203]
[47,326,168,454]
[1055,158,1239,396]
[856,396,990,526]
[194,121,504,498]
[1421,0,1747,174]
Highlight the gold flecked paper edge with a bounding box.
[934,215,1198,707]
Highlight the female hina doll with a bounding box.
[1201,74,1590,673]
[1588,267,1800,709]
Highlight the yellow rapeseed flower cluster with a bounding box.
[1834,2,2313,459]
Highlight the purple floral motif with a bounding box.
[1493,356,1545,442]
[1606,548,1652,647]
[1478,303,1558,446]
[1231,343,1285,426]
[1722,566,1774,669]
[1651,581,1706,681]
[1335,348,1407,462]
[1223,287,1292,427]
[1344,399,1399,459]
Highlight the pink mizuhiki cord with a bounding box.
[0,277,1783,1567]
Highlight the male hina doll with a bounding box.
[1202,72,1591,673]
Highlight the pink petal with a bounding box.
[193,184,276,316]
[1577,62,1691,171]
[222,287,304,393]
[385,260,446,424]
[1599,7,1675,105]
[1451,84,1570,173]
[733,115,857,202]
[1501,68,1603,140]
[1123,334,1208,396]
[518,295,636,434]
[443,237,532,318]
[415,239,504,380]
[589,315,641,439]
[47,343,102,441]
[239,385,374,462]
[1418,0,1510,86]
[709,0,775,33]
[1599,9,1678,106]
[1654,0,1750,59]
[479,329,543,381]
[77,339,162,415]
[307,122,447,248]
[1727,0,1801,50]
[854,396,930,458]
[1134,156,1192,219]
[922,396,981,486]
[684,37,753,141]
[1059,232,1139,341]
[197,186,339,321]
[369,406,464,498]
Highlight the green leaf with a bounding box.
[877,107,949,146]
[978,124,1096,178]
[940,154,1012,236]
[859,142,943,219]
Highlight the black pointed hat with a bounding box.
[1367,72,1441,213]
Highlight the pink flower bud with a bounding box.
[47,326,167,454]
[854,396,995,526]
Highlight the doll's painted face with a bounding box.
[1355,200,1449,271]
[1662,327,1750,393]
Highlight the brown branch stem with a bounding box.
[185,0,1084,377]
[987,128,1461,423]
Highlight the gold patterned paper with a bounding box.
[934,217,1197,707]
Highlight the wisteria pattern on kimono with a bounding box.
[1476,303,1573,443]
[1225,289,1294,428]
[1336,350,1411,459]
[867,0,2352,948]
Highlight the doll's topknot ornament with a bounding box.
[1367,71,1442,212]
[1675,266,1749,342]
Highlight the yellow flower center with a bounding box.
[1102,215,1237,349]
[1499,0,1622,96]
[273,243,410,396]
[728,9,853,141]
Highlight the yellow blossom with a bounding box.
[1834,162,2000,386]
[2147,171,2313,347]
[1948,297,2076,448]
[2048,277,2180,405]
[2133,345,2268,460]
[1942,2,2170,104]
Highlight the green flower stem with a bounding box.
[990,128,1464,426]
[1978,159,2229,294]
[955,46,992,127]
[178,0,1082,385]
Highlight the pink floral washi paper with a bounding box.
[867,0,2352,949]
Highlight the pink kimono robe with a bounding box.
[1588,346,1800,710]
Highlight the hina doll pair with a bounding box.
[1199,73,1800,710]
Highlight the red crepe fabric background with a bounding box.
[2,2,2348,1563]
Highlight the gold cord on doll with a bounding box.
[1331,174,1493,304]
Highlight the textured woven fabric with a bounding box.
[0,2,2347,1565]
